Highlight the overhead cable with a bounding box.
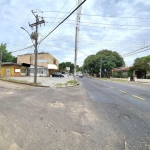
[39,0,86,43]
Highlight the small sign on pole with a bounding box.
[66,67,70,71]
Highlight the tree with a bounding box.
[83,49,125,77]
[59,62,74,73]
[83,55,95,75]
[0,43,16,62]
[132,55,150,71]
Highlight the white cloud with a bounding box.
[1,0,150,67]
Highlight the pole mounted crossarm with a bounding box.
[29,20,45,28]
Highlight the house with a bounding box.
[112,67,131,78]
[0,62,30,76]
[134,70,150,79]
[17,52,59,76]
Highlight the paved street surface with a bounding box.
[0,77,150,150]
[78,77,150,150]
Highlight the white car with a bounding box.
[79,74,83,77]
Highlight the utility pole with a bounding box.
[100,57,102,78]
[74,0,82,81]
[0,48,2,75]
[29,10,45,84]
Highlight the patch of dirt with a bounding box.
[9,143,20,150]
[0,80,32,90]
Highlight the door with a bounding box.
[6,69,10,75]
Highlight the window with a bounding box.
[15,69,20,73]
[37,68,43,74]
[30,68,34,73]
[21,68,26,73]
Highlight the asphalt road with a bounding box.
[78,77,150,150]
[0,78,150,150]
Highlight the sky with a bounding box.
[1,0,150,67]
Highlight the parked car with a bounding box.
[52,72,64,77]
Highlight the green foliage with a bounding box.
[128,68,134,80]
[83,49,125,76]
[59,62,74,73]
[0,43,16,63]
[76,66,83,72]
[113,71,128,78]
[132,55,150,71]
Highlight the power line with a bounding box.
[43,17,150,27]
[41,0,69,39]
[46,22,150,30]
[123,48,150,57]
[39,0,87,43]
[36,11,150,19]
[43,34,150,43]
[122,45,150,56]
[40,43,88,56]
[8,36,144,52]
[7,43,33,51]
[12,2,85,55]
[9,45,33,53]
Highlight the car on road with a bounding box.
[52,72,64,77]
[79,73,83,78]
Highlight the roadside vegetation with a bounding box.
[83,49,125,77]
[55,80,78,87]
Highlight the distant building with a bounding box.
[0,62,30,76]
[17,52,59,76]
[112,67,131,77]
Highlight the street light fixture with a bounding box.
[21,27,35,47]
[21,27,38,84]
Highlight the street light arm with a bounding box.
[21,27,35,47]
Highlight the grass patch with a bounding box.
[99,78,128,82]
[55,80,78,87]
[67,80,78,84]
[55,83,67,87]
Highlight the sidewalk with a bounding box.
[1,76,75,87]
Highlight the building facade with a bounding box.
[0,62,30,76]
[17,52,59,76]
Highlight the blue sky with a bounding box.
[1,0,150,67]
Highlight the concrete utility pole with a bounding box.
[74,0,82,81]
[29,11,45,84]
[34,15,38,84]
[0,48,2,75]
[100,57,102,78]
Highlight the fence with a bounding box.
[134,77,150,83]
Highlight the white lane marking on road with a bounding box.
[109,86,114,88]
[119,90,126,93]
[132,95,145,100]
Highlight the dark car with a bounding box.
[52,72,64,77]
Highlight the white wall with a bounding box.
[134,77,150,82]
